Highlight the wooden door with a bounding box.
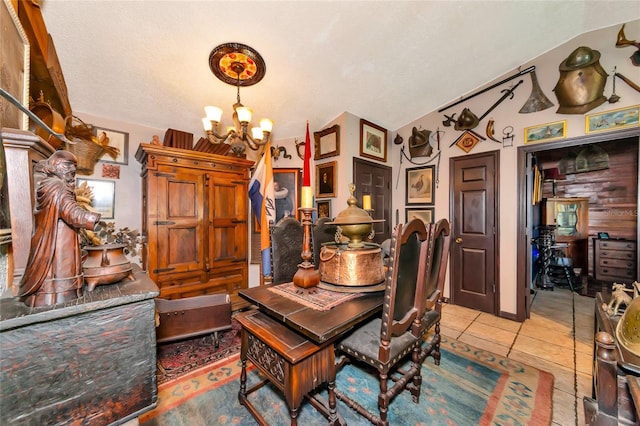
[154,170,206,275]
[353,158,391,243]
[450,151,499,314]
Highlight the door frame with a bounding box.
[516,127,640,322]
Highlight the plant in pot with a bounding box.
[75,181,139,290]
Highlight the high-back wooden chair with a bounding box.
[419,218,451,365]
[334,219,431,426]
[269,216,303,284]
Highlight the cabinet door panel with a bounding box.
[155,171,205,273]
[208,173,248,268]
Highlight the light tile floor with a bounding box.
[440,287,595,426]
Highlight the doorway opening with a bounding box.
[516,128,639,321]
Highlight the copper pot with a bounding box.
[82,243,134,291]
[29,95,66,149]
[319,243,385,287]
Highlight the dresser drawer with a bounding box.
[595,266,636,282]
[598,250,636,261]
[598,257,636,269]
[596,240,636,252]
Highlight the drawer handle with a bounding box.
[602,260,608,265]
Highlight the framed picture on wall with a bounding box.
[76,178,115,219]
[94,127,129,165]
[317,200,331,219]
[524,120,566,144]
[273,168,301,222]
[313,124,340,160]
[406,208,434,225]
[359,119,387,162]
[316,161,337,198]
[585,104,639,134]
[405,165,434,205]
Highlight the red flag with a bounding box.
[303,121,311,186]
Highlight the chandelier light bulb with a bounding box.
[204,106,223,123]
[259,118,273,133]
[251,127,264,141]
[202,118,213,131]
[235,106,252,123]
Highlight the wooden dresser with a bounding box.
[135,143,253,310]
[593,238,637,282]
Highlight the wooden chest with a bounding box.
[155,293,232,345]
[0,266,159,426]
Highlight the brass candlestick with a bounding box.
[293,207,320,294]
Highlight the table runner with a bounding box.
[267,282,361,311]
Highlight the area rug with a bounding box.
[141,336,553,425]
[155,320,241,385]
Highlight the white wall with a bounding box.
[390,20,640,314]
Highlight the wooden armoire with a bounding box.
[135,143,253,309]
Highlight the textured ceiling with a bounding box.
[41,1,640,140]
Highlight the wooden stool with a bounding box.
[236,309,343,425]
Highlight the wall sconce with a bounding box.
[202,43,272,155]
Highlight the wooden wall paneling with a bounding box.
[537,139,638,277]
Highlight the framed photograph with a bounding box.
[317,200,331,219]
[359,119,387,162]
[406,208,434,226]
[94,127,129,165]
[405,165,435,205]
[316,161,337,198]
[313,124,340,160]
[586,104,639,134]
[273,168,301,222]
[524,120,566,144]
[1,0,30,130]
[76,178,115,219]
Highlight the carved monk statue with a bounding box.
[17,151,101,307]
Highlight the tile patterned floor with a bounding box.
[441,287,595,426]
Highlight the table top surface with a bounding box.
[239,284,383,344]
[1,265,159,329]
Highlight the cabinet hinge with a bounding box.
[154,220,175,225]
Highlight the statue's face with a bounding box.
[55,161,77,186]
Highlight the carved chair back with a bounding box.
[269,216,303,284]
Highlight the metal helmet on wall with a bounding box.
[553,46,608,114]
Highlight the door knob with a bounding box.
[455,237,463,244]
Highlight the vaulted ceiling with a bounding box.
[41,1,640,140]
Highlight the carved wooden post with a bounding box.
[595,331,618,418]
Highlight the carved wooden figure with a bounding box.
[17,150,101,307]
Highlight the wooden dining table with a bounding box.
[236,283,384,425]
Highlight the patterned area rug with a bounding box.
[142,336,553,425]
[155,319,241,385]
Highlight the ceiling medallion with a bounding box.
[209,42,266,87]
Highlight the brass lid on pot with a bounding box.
[328,184,384,226]
[328,184,384,248]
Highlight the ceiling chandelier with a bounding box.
[202,43,272,155]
